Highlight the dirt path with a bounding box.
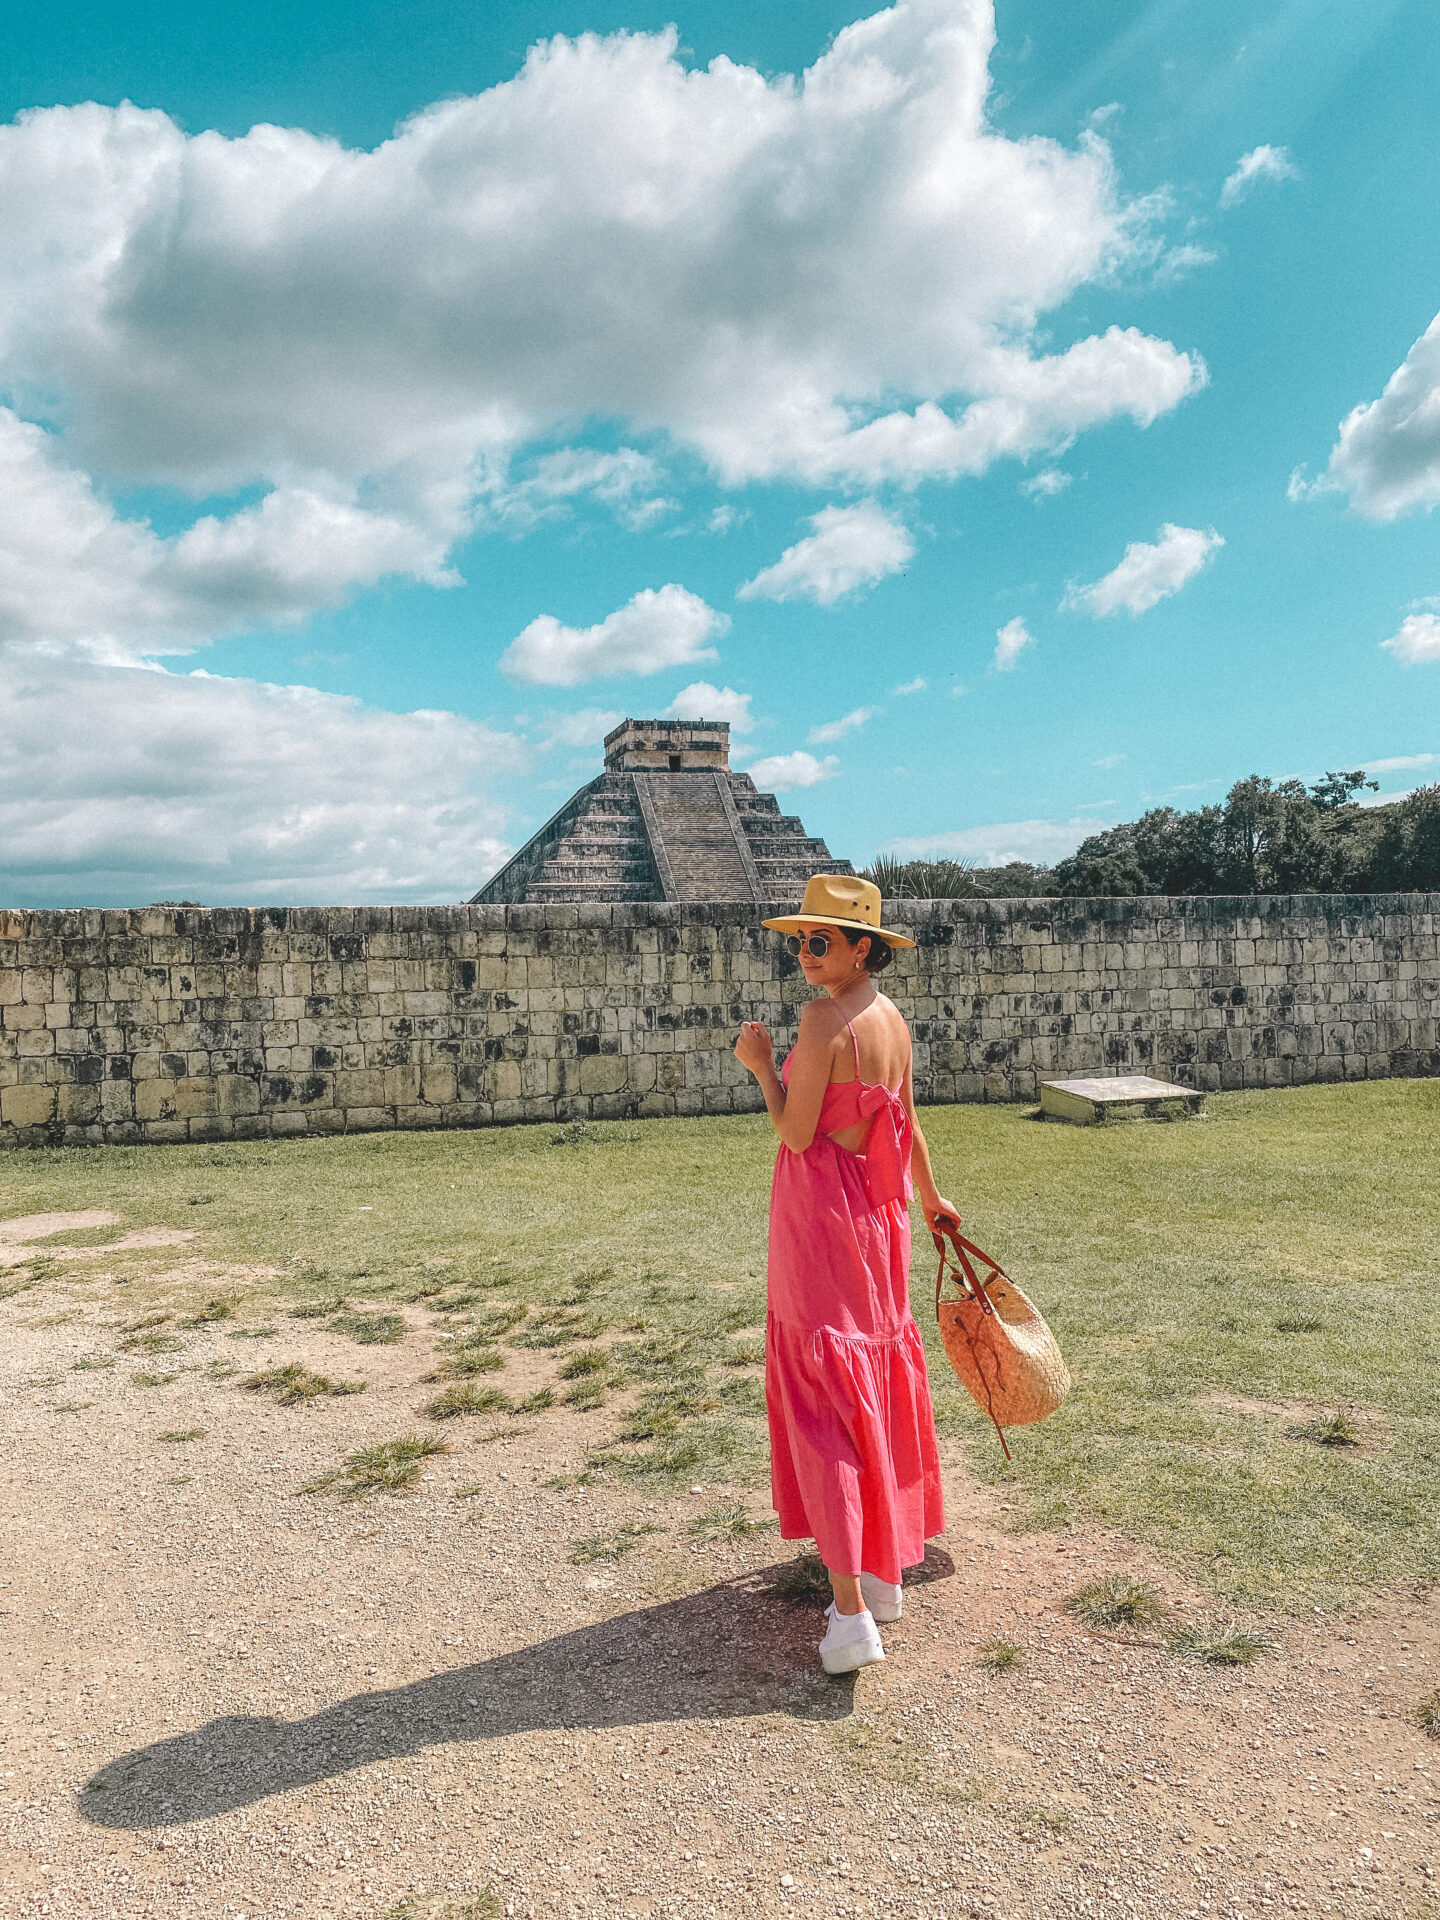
[1,1229,1436,1920]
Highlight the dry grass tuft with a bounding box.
[976,1637,1026,1673]
[1015,1804,1074,1839]
[564,1378,608,1411]
[1417,1689,1440,1740]
[382,1888,502,1919]
[158,1428,205,1444]
[290,1295,349,1319]
[570,1521,661,1563]
[185,1296,237,1324]
[118,1328,185,1354]
[331,1310,406,1345]
[243,1363,366,1404]
[423,1381,513,1420]
[686,1501,773,1542]
[1066,1577,1169,1629]
[559,1347,610,1380]
[770,1553,832,1604]
[439,1342,506,1377]
[1167,1624,1274,1666]
[301,1433,449,1498]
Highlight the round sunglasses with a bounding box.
[784,933,834,957]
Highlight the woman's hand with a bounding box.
[734,1020,775,1078]
[922,1195,960,1235]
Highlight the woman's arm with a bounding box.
[901,1053,959,1232]
[734,1000,842,1153]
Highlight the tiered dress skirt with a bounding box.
[765,1096,944,1585]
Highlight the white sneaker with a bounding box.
[819,1605,885,1675]
[859,1572,902,1623]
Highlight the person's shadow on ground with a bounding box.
[79,1550,955,1829]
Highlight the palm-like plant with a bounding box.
[862,855,978,899]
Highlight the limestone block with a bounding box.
[420,1063,457,1106]
[490,1060,523,1102]
[1,1083,56,1126]
[332,1068,388,1109]
[577,1053,627,1095]
[99,1078,136,1123]
[215,1074,261,1116]
[21,968,55,1005]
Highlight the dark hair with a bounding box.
[841,925,893,974]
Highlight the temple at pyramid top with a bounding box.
[471,717,853,904]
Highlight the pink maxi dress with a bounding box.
[765,1016,945,1584]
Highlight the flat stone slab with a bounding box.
[1039,1074,1205,1124]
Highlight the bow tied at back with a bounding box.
[856,1082,913,1207]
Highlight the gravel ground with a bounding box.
[1,1215,1437,1920]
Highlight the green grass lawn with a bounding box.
[4,1080,1438,1610]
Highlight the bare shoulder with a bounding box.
[875,992,913,1045]
[797,996,846,1038]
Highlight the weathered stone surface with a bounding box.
[472,718,850,905]
[1039,1074,1205,1124]
[0,895,1437,1146]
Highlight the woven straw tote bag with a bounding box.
[931,1218,1070,1459]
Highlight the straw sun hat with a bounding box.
[761,873,916,949]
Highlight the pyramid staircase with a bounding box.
[471,719,851,904]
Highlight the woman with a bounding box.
[734,874,956,1675]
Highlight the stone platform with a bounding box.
[1039,1074,1206,1123]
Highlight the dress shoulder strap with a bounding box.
[840,1012,862,1077]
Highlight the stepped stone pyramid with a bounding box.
[472,718,853,904]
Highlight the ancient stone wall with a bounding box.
[1,895,1437,1148]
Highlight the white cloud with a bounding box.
[0,408,452,660]
[664,681,755,733]
[1363,752,1438,773]
[890,675,927,695]
[494,447,675,532]
[529,707,625,749]
[808,706,880,744]
[498,585,728,687]
[1094,752,1124,769]
[885,816,1110,866]
[1020,467,1071,499]
[743,750,839,792]
[1313,313,1440,520]
[992,616,1034,671]
[1381,611,1440,665]
[0,2,1203,665]
[0,653,523,906]
[1220,144,1299,208]
[1154,243,1218,285]
[737,503,914,606]
[1063,522,1224,617]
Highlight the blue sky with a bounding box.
[1,0,1437,904]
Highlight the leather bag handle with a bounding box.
[930,1215,1010,1323]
